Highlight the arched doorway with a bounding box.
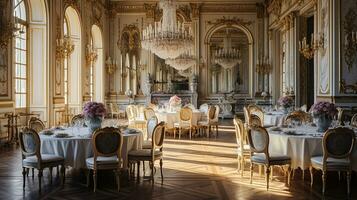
[91,25,104,102]
[64,6,82,113]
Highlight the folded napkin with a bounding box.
[283,130,298,135]
[54,133,69,138]
[270,127,282,131]
[41,130,54,136]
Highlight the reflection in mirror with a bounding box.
[209,27,249,94]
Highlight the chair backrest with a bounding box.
[199,103,209,113]
[144,108,156,121]
[92,127,123,160]
[336,107,344,125]
[213,105,220,121]
[71,114,85,127]
[208,106,216,121]
[126,105,137,120]
[146,116,158,140]
[351,113,357,128]
[148,103,158,110]
[180,107,193,122]
[19,127,41,160]
[284,111,312,125]
[28,117,45,133]
[151,121,166,150]
[323,127,355,162]
[247,104,264,126]
[250,114,262,126]
[233,116,246,151]
[246,125,269,157]
[243,106,250,124]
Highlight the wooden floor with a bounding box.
[0,120,356,200]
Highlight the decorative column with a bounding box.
[143,3,156,82]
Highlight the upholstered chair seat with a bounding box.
[86,127,123,192]
[19,128,65,192]
[128,122,165,184]
[142,140,152,149]
[251,154,291,165]
[309,127,355,196]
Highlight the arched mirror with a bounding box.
[208,27,249,95]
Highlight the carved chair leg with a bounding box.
[309,166,314,188]
[150,161,154,184]
[49,167,53,184]
[116,170,121,192]
[26,168,29,177]
[22,167,26,189]
[93,170,97,192]
[266,165,271,191]
[38,169,43,192]
[86,169,90,187]
[250,163,253,184]
[347,171,351,196]
[160,159,163,184]
[137,161,140,181]
[143,161,146,176]
[322,170,327,195]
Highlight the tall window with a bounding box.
[14,0,27,108]
[89,38,94,101]
[63,18,69,104]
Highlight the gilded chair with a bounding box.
[309,127,355,195]
[243,106,251,125]
[247,125,292,190]
[128,122,165,183]
[28,117,45,133]
[284,111,312,126]
[143,116,158,149]
[197,106,216,138]
[210,105,220,137]
[247,104,264,126]
[173,107,194,139]
[126,105,146,130]
[351,113,357,127]
[199,103,209,121]
[336,107,345,125]
[233,116,250,176]
[19,128,65,192]
[109,103,125,119]
[144,108,156,121]
[147,103,158,110]
[86,127,123,192]
[250,114,263,126]
[70,114,85,127]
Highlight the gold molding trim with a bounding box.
[0,102,13,108]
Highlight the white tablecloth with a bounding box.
[264,111,286,126]
[268,126,357,171]
[155,110,203,129]
[40,127,142,169]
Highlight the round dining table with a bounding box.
[155,110,203,129]
[268,126,357,171]
[40,127,143,169]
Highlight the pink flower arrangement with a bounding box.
[278,96,294,108]
[169,95,182,106]
[82,102,106,118]
[310,101,337,119]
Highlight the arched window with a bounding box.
[14,0,27,108]
[63,17,69,104]
[89,37,94,101]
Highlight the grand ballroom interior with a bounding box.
[0,0,357,199]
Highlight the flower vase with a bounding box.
[315,115,332,133]
[85,117,102,133]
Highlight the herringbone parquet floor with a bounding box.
[0,120,356,200]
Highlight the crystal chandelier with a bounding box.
[165,51,196,71]
[142,0,194,59]
[214,29,241,69]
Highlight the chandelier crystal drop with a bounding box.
[214,29,241,69]
[165,51,196,71]
[141,0,194,59]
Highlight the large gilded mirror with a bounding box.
[208,27,250,95]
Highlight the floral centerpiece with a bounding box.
[278,96,294,113]
[169,95,182,111]
[82,102,106,132]
[310,101,337,132]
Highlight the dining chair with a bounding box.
[210,105,220,137]
[247,104,264,126]
[86,127,123,192]
[233,116,250,176]
[143,116,158,149]
[128,122,165,184]
[28,117,45,133]
[199,103,209,121]
[144,107,156,121]
[309,127,355,196]
[243,106,251,125]
[184,103,196,110]
[351,113,357,127]
[126,105,146,130]
[109,103,125,119]
[246,125,292,190]
[197,106,216,138]
[174,107,194,139]
[19,128,65,192]
[336,107,345,125]
[70,114,85,127]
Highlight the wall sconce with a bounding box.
[256,56,272,74]
[298,33,324,60]
[85,44,97,65]
[56,35,74,60]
